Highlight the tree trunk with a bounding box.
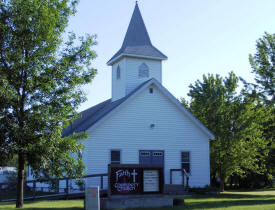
[219,179,225,192]
[16,153,24,208]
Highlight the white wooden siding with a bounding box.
[125,57,162,95]
[112,59,126,101]
[111,57,162,102]
[83,84,210,188]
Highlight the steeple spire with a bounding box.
[122,2,152,48]
[107,3,167,65]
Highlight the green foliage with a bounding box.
[188,185,217,194]
[180,97,190,111]
[246,32,275,184]
[237,171,274,189]
[0,0,97,207]
[249,32,275,105]
[187,72,269,191]
[0,154,18,167]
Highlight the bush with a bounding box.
[238,173,273,189]
[188,185,217,194]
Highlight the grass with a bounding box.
[0,189,275,209]
[174,192,275,210]
[0,200,83,210]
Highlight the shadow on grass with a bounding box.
[190,193,275,199]
[0,205,83,210]
[182,193,275,210]
[2,193,275,210]
[12,208,83,210]
[226,188,275,192]
[124,193,275,210]
[185,199,275,209]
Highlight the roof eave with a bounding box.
[107,53,168,65]
[150,79,215,140]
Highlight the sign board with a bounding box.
[108,164,163,196]
[143,170,159,192]
[110,167,142,195]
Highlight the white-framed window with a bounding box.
[181,152,190,173]
[138,63,149,78]
[116,65,121,79]
[110,150,120,164]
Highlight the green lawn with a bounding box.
[0,200,83,210]
[0,189,275,210]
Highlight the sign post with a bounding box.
[85,186,100,210]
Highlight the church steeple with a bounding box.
[122,2,152,48]
[109,3,167,102]
[107,2,167,65]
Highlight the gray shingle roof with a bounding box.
[107,3,167,65]
[62,79,153,137]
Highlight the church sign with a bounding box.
[108,164,164,196]
[143,170,159,192]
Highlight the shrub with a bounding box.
[188,185,217,194]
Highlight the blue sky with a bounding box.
[67,0,275,111]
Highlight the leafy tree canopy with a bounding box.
[0,0,97,207]
[249,32,275,105]
[187,72,269,191]
[246,32,275,181]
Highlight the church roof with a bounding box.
[107,3,167,65]
[62,78,215,140]
[62,79,152,137]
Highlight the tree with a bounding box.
[187,72,269,191]
[249,32,275,105]
[248,32,275,184]
[0,0,97,208]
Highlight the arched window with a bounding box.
[139,63,149,78]
[116,65,121,79]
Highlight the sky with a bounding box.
[66,0,275,111]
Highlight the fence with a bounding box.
[0,173,107,201]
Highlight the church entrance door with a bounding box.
[139,150,164,166]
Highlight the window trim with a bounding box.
[181,151,191,174]
[116,65,121,80]
[110,149,121,164]
[138,62,149,78]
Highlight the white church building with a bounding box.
[63,3,215,189]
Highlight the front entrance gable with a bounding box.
[86,78,214,141]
